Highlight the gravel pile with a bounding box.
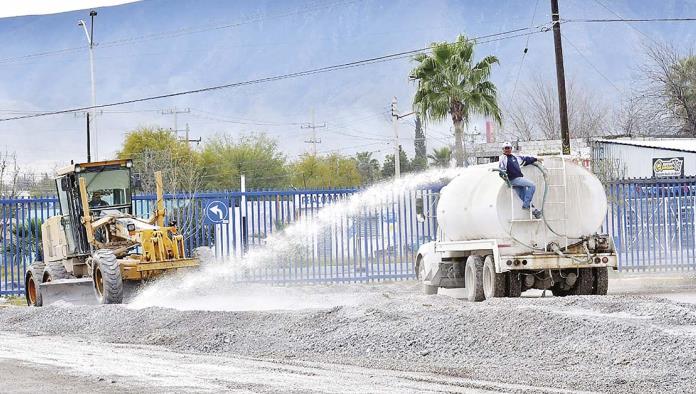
[1,282,695,393]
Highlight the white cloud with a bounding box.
[0,0,140,18]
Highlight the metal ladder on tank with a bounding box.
[508,156,569,249]
[538,156,570,249]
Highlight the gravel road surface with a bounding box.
[0,281,695,393]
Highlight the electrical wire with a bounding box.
[510,0,540,101]
[0,24,552,123]
[559,32,623,94]
[566,17,696,23]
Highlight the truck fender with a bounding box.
[415,241,438,284]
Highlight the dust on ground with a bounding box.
[1,281,695,393]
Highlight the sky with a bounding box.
[0,0,695,176]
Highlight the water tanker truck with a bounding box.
[415,156,617,300]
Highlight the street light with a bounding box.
[78,10,97,161]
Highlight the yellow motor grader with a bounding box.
[24,159,199,306]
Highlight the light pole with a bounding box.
[78,10,98,161]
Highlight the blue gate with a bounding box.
[2,178,695,296]
[604,177,696,272]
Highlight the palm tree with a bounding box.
[410,34,502,167]
[428,147,452,168]
[353,151,380,184]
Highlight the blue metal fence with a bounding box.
[2,177,695,296]
[604,177,696,272]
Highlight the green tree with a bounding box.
[411,34,502,167]
[201,134,288,190]
[291,153,361,189]
[668,55,696,135]
[353,151,381,185]
[428,146,452,168]
[118,126,201,193]
[381,146,412,178]
[412,115,428,171]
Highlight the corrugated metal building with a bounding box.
[591,138,696,179]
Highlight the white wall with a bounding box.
[597,142,696,178]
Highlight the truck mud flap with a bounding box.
[39,278,98,306]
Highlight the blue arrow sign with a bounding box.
[204,200,229,224]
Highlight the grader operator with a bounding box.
[24,159,199,306]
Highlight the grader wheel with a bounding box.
[24,262,45,307]
[92,250,123,304]
[43,262,70,282]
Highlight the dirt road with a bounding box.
[0,280,695,393]
[0,332,585,393]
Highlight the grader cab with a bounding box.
[24,159,199,306]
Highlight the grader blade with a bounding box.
[39,278,98,306]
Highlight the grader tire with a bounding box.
[24,262,45,307]
[92,250,123,304]
[483,255,506,299]
[593,267,609,295]
[43,262,70,282]
[465,255,485,302]
[507,271,523,298]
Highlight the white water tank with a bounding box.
[436,157,607,253]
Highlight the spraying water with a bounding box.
[129,167,465,311]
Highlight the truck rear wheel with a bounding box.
[416,257,437,295]
[507,271,522,297]
[465,255,485,302]
[483,255,506,299]
[24,262,45,307]
[92,250,123,304]
[569,268,594,296]
[593,267,609,295]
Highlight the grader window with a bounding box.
[79,169,132,213]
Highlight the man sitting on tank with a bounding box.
[498,142,543,219]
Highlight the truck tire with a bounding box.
[24,262,45,307]
[465,255,485,302]
[593,267,609,295]
[42,262,70,282]
[92,250,123,304]
[416,257,437,295]
[507,271,523,297]
[483,255,506,299]
[569,268,594,296]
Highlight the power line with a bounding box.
[510,0,540,101]
[0,0,361,66]
[0,25,551,123]
[566,17,696,23]
[589,0,658,45]
[560,32,623,94]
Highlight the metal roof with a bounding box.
[593,138,696,153]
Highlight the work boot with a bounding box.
[532,209,542,219]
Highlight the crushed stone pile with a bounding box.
[1,282,695,393]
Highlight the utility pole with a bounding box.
[86,113,91,163]
[301,109,325,155]
[391,97,400,179]
[551,0,571,155]
[78,10,98,159]
[181,123,201,146]
[390,97,416,178]
[161,107,190,136]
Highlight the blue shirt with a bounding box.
[500,154,537,181]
